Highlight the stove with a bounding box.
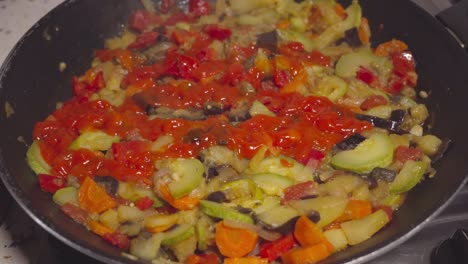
[0,0,467,263]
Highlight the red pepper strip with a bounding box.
[160,0,176,14]
[128,11,152,32]
[356,66,377,85]
[128,31,159,50]
[282,181,316,204]
[394,145,423,163]
[102,232,130,250]
[38,174,66,193]
[259,234,296,262]
[72,71,105,97]
[135,196,154,210]
[61,203,90,225]
[189,0,210,17]
[203,24,232,41]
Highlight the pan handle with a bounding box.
[436,0,468,51]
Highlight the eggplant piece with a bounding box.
[149,106,207,120]
[343,28,362,47]
[228,101,252,122]
[334,134,366,152]
[255,205,300,234]
[431,138,452,164]
[94,176,118,196]
[355,113,405,134]
[390,109,407,123]
[203,101,225,116]
[306,210,321,224]
[256,31,278,53]
[369,167,397,182]
[205,191,229,203]
[183,128,206,144]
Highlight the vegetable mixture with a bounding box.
[27,0,449,263]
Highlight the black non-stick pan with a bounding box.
[0,0,467,263]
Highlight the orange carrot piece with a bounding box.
[335,3,347,19]
[335,200,372,222]
[276,19,291,30]
[279,70,307,94]
[224,257,269,264]
[158,184,200,210]
[281,243,331,264]
[358,17,371,45]
[78,177,117,214]
[186,253,219,264]
[88,220,114,236]
[294,215,327,247]
[215,221,259,258]
[374,39,408,57]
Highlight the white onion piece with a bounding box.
[223,219,282,241]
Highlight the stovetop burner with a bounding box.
[0,0,466,263]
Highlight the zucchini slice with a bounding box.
[341,209,390,245]
[255,205,300,233]
[162,158,204,199]
[26,140,51,174]
[69,130,120,151]
[161,224,195,246]
[331,133,394,174]
[52,187,78,206]
[199,200,254,224]
[389,160,428,194]
[251,173,294,196]
[289,196,348,228]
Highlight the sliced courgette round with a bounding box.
[331,133,394,174]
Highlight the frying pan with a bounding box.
[0,0,467,263]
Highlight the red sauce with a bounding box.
[33,22,372,184]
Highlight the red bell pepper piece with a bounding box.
[186,253,219,264]
[356,66,377,85]
[38,174,66,193]
[164,53,199,80]
[72,71,105,97]
[189,0,210,17]
[102,232,130,250]
[128,31,159,50]
[394,145,423,163]
[282,181,316,204]
[129,11,152,32]
[360,94,388,111]
[135,196,154,210]
[160,0,176,14]
[203,24,232,41]
[259,234,296,262]
[273,70,290,88]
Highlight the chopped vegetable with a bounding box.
[215,221,259,258]
[78,177,117,214]
[281,243,331,264]
[259,234,296,262]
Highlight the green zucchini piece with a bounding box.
[252,196,281,215]
[323,228,348,252]
[251,173,294,196]
[199,200,254,224]
[389,160,428,194]
[161,158,204,199]
[26,141,51,174]
[221,178,258,201]
[289,196,348,228]
[335,49,393,79]
[161,224,195,246]
[52,187,78,206]
[99,209,119,231]
[117,205,145,223]
[130,233,164,261]
[117,182,163,207]
[313,75,348,102]
[247,155,313,182]
[278,0,361,51]
[69,130,120,151]
[255,205,299,233]
[331,133,394,174]
[341,209,390,245]
[249,100,276,117]
[170,235,197,262]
